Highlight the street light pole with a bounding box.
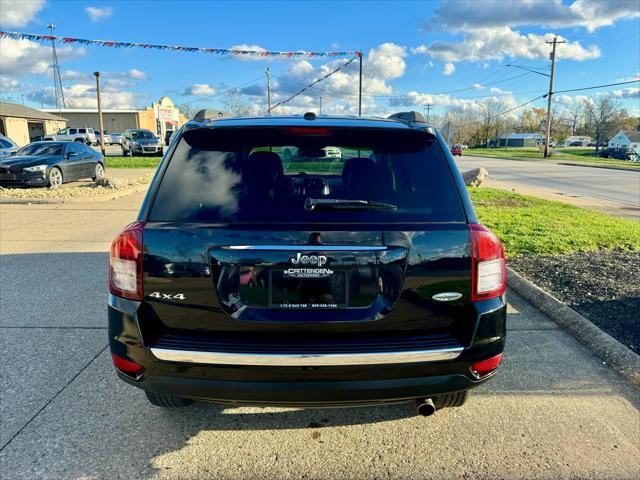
[358,52,363,117]
[266,66,271,115]
[543,37,564,158]
[93,71,105,156]
[319,96,322,115]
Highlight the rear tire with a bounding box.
[92,162,105,181]
[144,390,193,408]
[433,390,468,409]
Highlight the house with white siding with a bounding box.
[608,130,640,153]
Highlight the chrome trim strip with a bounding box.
[226,245,387,251]
[150,347,463,366]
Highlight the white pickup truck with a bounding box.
[43,127,97,145]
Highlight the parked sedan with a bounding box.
[450,145,463,156]
[0,141,105,188]
[0,134,19,159]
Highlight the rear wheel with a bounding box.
[92,162,105,181]
[144,390,193,408]
[433,390,468,409]
[47,167,63,188]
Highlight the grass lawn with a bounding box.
[464,147,640,170]
[106,156,161,168]
[470,187,640,257]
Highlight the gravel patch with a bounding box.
[0,174,152,203]
[510,251,640,353]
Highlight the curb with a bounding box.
[507,267,640,388]
[463,154,637,172]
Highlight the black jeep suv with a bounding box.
[108,111,506,415]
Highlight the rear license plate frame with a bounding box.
[268,268,349,309]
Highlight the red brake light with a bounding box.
[111,353,144,376]
[109,221,144,300]
[469,224,506,301]
[282,127,334,136]
[470,353,503,379]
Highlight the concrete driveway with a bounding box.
[456,156,640,219]
[1,194,639,479]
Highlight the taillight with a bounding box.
[470,353,503,379]
[469,224,506,301]
[109,221,145,300]
[111,353,144,376]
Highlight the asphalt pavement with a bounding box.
[456,155,640,219]
[0,192,639,479]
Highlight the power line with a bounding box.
[550,79,640,95]
[175,76,265,106]
[269,56,358,113]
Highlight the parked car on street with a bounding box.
[108,111,506,414]
[0,141,104,188]
[555,141,566,148]
[612,151,638,161]
[109,132,124,146]
[122,129,163,156]
[43,127,97,145]
[0,134,19,158]
[450,145,463,156]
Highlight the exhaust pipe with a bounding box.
[415,398,436,416]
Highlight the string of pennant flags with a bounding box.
[0,31,362,59]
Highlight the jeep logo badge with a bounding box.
[291,252,327,266]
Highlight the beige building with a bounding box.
[0,102,68,147]
[44,96,188,143]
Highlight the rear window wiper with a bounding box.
[305,198,397,211]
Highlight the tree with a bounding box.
[222,90,253,117]
[517,108,546,132]
[584,95,621,150]
[565,101,584,135]
[477,98,510,146]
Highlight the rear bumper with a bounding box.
[119,370,484,406]
[109,295,506,405]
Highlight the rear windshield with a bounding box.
[149,127,465,224]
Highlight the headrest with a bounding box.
[341,157,373,185]
[244,151,284,184]
[348,164,396,199]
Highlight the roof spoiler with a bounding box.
[388,111,426,124]
[388,111,435,135]
[192,109,226,122]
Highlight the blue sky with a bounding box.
[0,0,638,117]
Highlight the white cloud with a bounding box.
[610,87,640,99]
[0,74,21,92]
[413,27,599,64]
[126,68,146,80]
[490,87,511,95]
[0,37,86,77]
[29,83,143,109]
[0,0,44,27]
[473,83,484,89]
[388,91,520,116]
[443,62,455,75]
[85,6,113,22]
[183,84,216,96]
[424,0,639,32]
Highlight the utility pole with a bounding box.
[94,72,105,156]
[266,66,271,115]
[319,96,322,115]
[423,103,434,123]
[544,36,564,158]
[47,23,66,112]
[358,52,363,117]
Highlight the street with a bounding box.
[457,156,640,219]
[1,193,639,479]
